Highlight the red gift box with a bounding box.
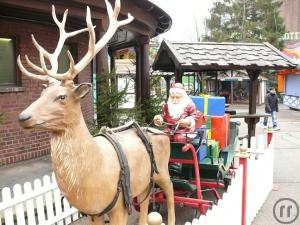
[211,114,230,150]
[195,112,208,128]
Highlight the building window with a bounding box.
[117,75,135,109]
[0,38,17,86]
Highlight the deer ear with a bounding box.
[74,83,92,100]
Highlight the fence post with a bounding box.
[24,182,37,225]
[267,130,273,146]
[52,173,64,225]
[14,184,26,225]
[34,179,46,224]
[2,187,14,225]
[240,157,248,225]
[63,196,72,224]
[240,138,248,225]
[44,175,55,222]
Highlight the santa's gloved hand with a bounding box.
[178,118,191,128]
[154,115,163,126]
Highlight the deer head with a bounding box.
[18,0,133,131]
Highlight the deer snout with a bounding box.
[18,113,32,122]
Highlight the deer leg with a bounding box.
[137,188,150,225]
[155,172,175,225]
[108,210,128,225]
[89,215,105,225]
[107,200,129,225]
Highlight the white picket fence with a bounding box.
[0,173,79,225]
[184,161,244,225]
[246,136,274,225]
[184,134,274,225]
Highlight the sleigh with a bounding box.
[149,117,239,216]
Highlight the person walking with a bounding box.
[263,87,280,130]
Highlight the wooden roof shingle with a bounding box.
[152,40,296,71]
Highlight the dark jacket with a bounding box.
[265,93,278,113]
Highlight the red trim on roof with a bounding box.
[277,69,300,76]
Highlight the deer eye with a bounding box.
[58,95,67,101]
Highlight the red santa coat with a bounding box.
[162,102,197,132]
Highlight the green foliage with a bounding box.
[95,70,165,129]
[0,112,4,124]
[124,76,166,125]
[203,0,286,49]
[135,76,166,124]
[96,71,131,128]
[86,120,100,136]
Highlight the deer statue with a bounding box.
[17,0,175,225]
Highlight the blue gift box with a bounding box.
[190,96,225,116]
[190,96,204,112]
[197,144,207,161]
[208,96,225,116]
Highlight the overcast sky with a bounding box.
[149,0,214,42]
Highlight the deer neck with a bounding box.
[50,112,97,195]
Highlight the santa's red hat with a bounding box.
[170,83,184,89]
[170,83,186,94]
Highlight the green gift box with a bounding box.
[206,139,219,158]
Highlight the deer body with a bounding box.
[50,110,170,216]
[17,1,175,224]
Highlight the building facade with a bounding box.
[0,19,93,165]
[280,0,300,34]
[278,0,300,110]
[0,0,171,165]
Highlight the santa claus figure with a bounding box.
[154,83,198,142]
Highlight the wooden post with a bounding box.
[164,75,172,99]
[136,35,150,120]
[140,35,150,107]
[135,44,142,104]
[230,70,234,105]
[109,51,117,89]
[247,69,261,145]
[215,71,218,95]
[109,51,115,73]
[95,19,109,83]
[175,68,182,83]
[94,19,109,125]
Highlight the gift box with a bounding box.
[206,139,219,158]
[195,112,207,128]
[197,144,207,161]
[193,127,207,145]
[211,114,230,150]
[191,96,204,113]
[191,95,225,116]
[208,96,225,116]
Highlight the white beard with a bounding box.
[168,99,190,119]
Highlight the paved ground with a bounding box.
[0,104,299,225]
[250,105,300,225]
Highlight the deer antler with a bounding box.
[17,0,134,83]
